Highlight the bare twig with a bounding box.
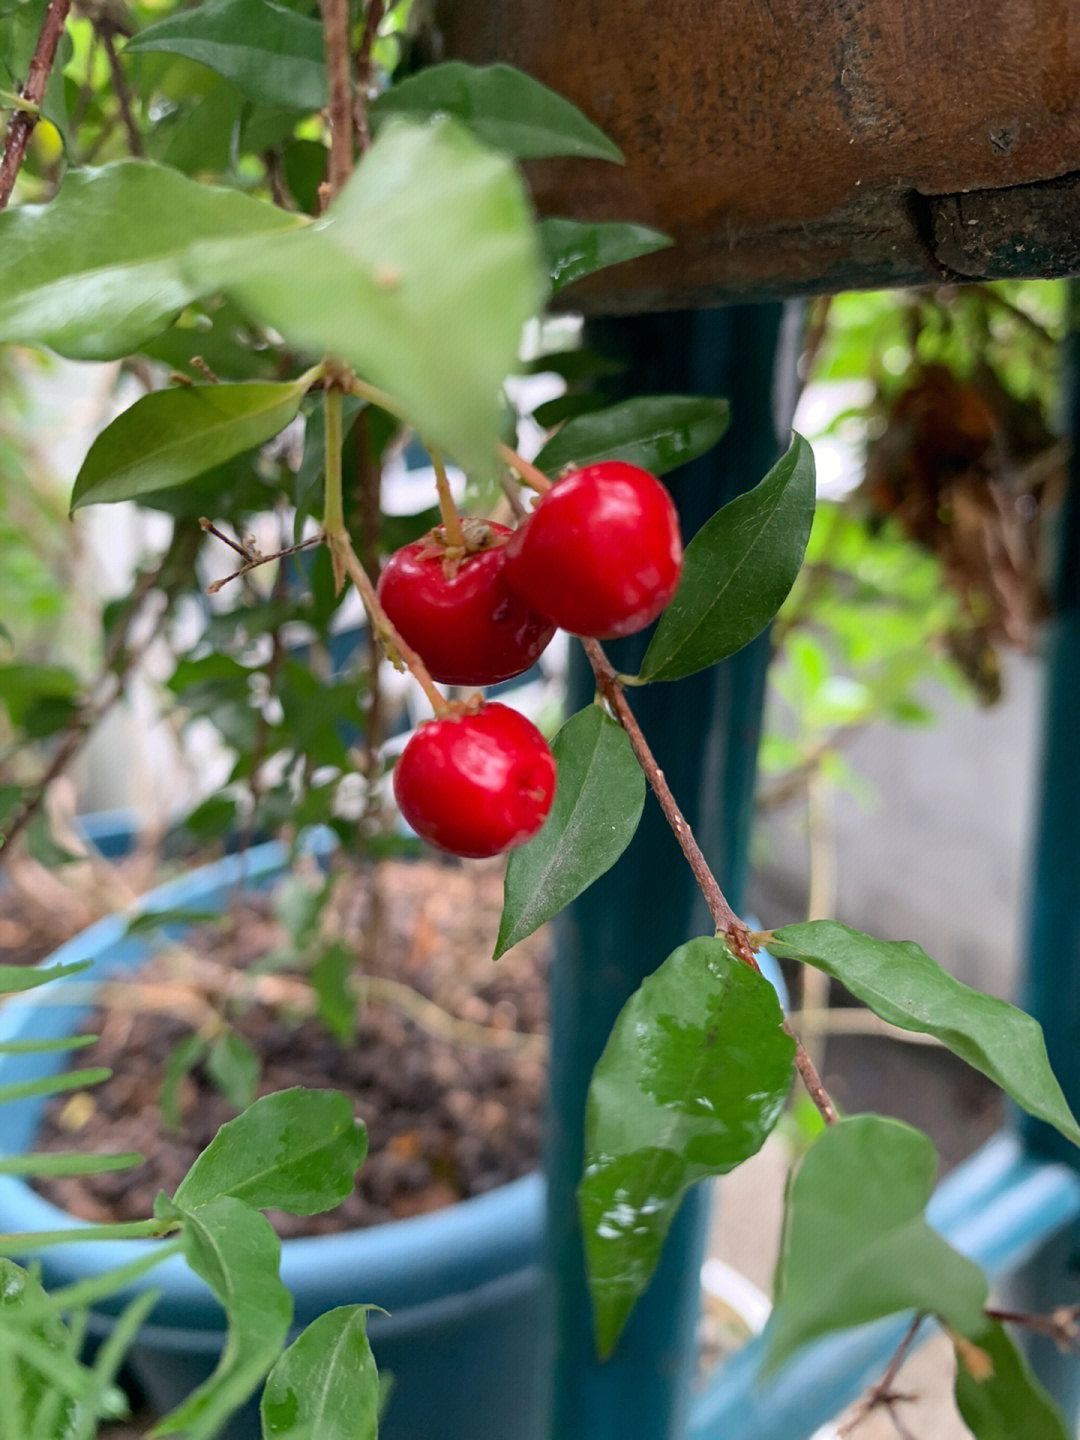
[319,0,354,202]
[0,0,72,208]
[353,0,384,152]
[984,1304,1080,1352]
[581,635,839,1125]
[838,1313,924,1437]
[95,20,143,156]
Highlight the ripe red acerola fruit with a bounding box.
[377,523,556,686]
[393,703,557,858]
[502,461,683,639]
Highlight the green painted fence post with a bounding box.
[1008,285,1080,1423]
[543,303,797,1440]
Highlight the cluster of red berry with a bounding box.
[380,461,682,859]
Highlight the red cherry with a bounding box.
[502,461,683,639]
[393,702,557,858]
[377,523,556,686]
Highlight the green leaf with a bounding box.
[539,218,671,293]
[495,706,645,958]
[0,161,306,362]
[767,920,1080,1148]
[183,116,546,483]
[0,1068,111,1106]
[637,432,816,683]
[125,0,326,112]
[0,961,90,995]
[954,1319,1071,1440]
[261,1306,379,1440]
[159,1034,209,1132]
[534,394,730,478]
[765,1115,988,1372]
[580,938,794,1357]
[0,663,79,730]
[311,943,355,1045]
[70,375,315,513]
[152,1196,292,1440]
[0,1035,96,1057]
[370,62,621,161]
[207,1032,260,1113]
[171,1087,367,1214]
[0,1153,142,1180]
[124,908,221,938]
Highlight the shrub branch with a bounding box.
[0,0,72,208]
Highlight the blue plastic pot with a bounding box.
[0,836,548,1440]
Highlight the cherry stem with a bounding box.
[321,387,448,717]
[581,636,839,1126]
[496,442,553,494]
[430,447,466,549]
[0,0,71,209]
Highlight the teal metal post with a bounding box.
[544,304,796,1440]
[1009,288,1080,1420]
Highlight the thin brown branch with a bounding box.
[319,0,354,203]
[0,0,73,208]
[984,1304,1080,1352]
[96,20,143,156]
[352,0,383,152]
[838,1313,924,1437]
[581,635,839,1125]
[205,534,322,593]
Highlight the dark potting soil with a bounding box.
[32,857,549,1238]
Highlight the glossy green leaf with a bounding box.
[0,961,90,995]
[125,0,326,112]
[0,1152,141,1180]
[768,920,1080,1148]
[495,706,645,959]
[184,117,545,483]
[152,1196,292,1440]
[207,1032,260,1113]
[0,162,306,361]
[70,375,314,513]
[580,937,794,1356]
[637,432,816,683]
[954,1320,1071,1440]
[261,1306,379,1440]
[539,218,671,293]
[765,1116,988,1371]
[534,394,730,479]
[171,1087,367,1214]
[370,62,621,161]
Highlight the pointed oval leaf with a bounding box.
[207,1031,260,1113]
[495,706,645,959]
[153,1195,292,1440]
[172,1087,367,1215]
[580,937,794,1356]
[539,218,672,293]
[765,1115,988,1372]
[0,162,306,361]
[184,117,546,483]
[261,1306,379,1440]
[954,1320,1071,1440]
[534,394,730,479]
[70,375,313,512]
[637,431,816,683]
[125,0,326,112]
[768,920,1080,1148]
[370,62,621,161]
